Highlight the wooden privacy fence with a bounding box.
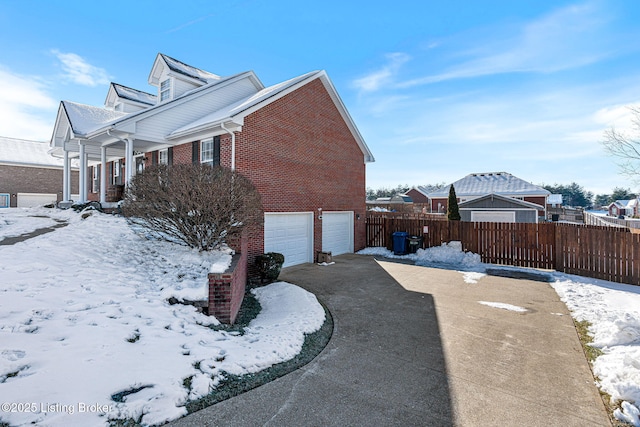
[365,216,640,286]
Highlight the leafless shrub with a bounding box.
[121,164,263,251]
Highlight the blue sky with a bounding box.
[1,0,640,195]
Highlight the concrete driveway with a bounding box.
[169,254,610,427]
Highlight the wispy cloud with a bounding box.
[51,50,111,86]
[398,2,614,87]
[352,53,410,92]
[0,67,57,140]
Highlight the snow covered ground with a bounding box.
[0,207,325,427]
[360,244,640,426]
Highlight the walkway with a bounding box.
[169,254,610,426]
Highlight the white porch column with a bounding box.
[63,150,70,202]
[100,146,107,204]
[78,142,87,203]
[125,138,134,184]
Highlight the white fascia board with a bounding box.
[167,117,244,142]
[317,72,375,163]
[148,53,165,86]
[50,105,70,148]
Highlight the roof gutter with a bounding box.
[220,121,236,171]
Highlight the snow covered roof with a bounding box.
[169,71,321,137]
[160,53,220,84]
[62,101,128,136]
[0,136,65,167]
[428,172,550,198]
[112,83,156,106]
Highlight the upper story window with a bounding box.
[160,78,172,102]
[159,149,169,165]
[200,136,220,166]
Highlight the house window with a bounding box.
[160,78,171,102]
[200,136,220,166]
[114,160,120,178]
[159,149,168,165]
[92,166,99,193]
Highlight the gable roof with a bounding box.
[458,193,544,210]
[168,70,374,162]
[110,83,156,106]
[149,53,220,85]
[62,101,128,136]
[428,172,550,198]
[51,55,374,163]
[0,136,68,168]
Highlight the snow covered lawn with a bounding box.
[0,208,325,427]
[360,244,640,426]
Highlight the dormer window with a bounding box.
[160,78,172,102]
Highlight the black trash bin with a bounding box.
[407,235,423,253]
[392,231,409,255]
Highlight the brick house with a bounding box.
[427,172,550,222]
[49,53,374,268]
[0,136,79,207]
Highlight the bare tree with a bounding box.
[602,106,640,180]
[121,164,263,251]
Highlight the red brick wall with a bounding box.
[406,188,428,203]
[171,77,367,266]
[228,78,367,264]
[0,164,79,207]
[208,235,247,324]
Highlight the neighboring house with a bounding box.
[366,194,413,212]
[608,199,638,218]
[405,186,429,204]
[49,53,374,267]
[0,136,79,207]
[458,193,545,223]
[428,172,551,221]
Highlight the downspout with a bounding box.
[220,121,235,171]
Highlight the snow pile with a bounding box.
[358,242,482,269]
[479,301,528,313]
[0,210,325,427]
[552,277,640,425]
[414,242,481,268]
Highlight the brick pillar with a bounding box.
[207,234,248,324]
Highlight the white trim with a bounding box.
[158,148,168,165]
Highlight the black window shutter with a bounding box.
[152,151,158,166]
[213,136,221,166]
[192,141,199,164]
[168,147,174,166]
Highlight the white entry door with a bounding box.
[322,211,353,256]
[264,212,314,267]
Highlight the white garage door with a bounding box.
[471,211,516,223]
[17,193,57,208]
[264,213,313,268]
[322,211,353,256]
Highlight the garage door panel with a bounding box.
[264,213,313,268]
[17,193,57,208]
[322,211,353,256]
